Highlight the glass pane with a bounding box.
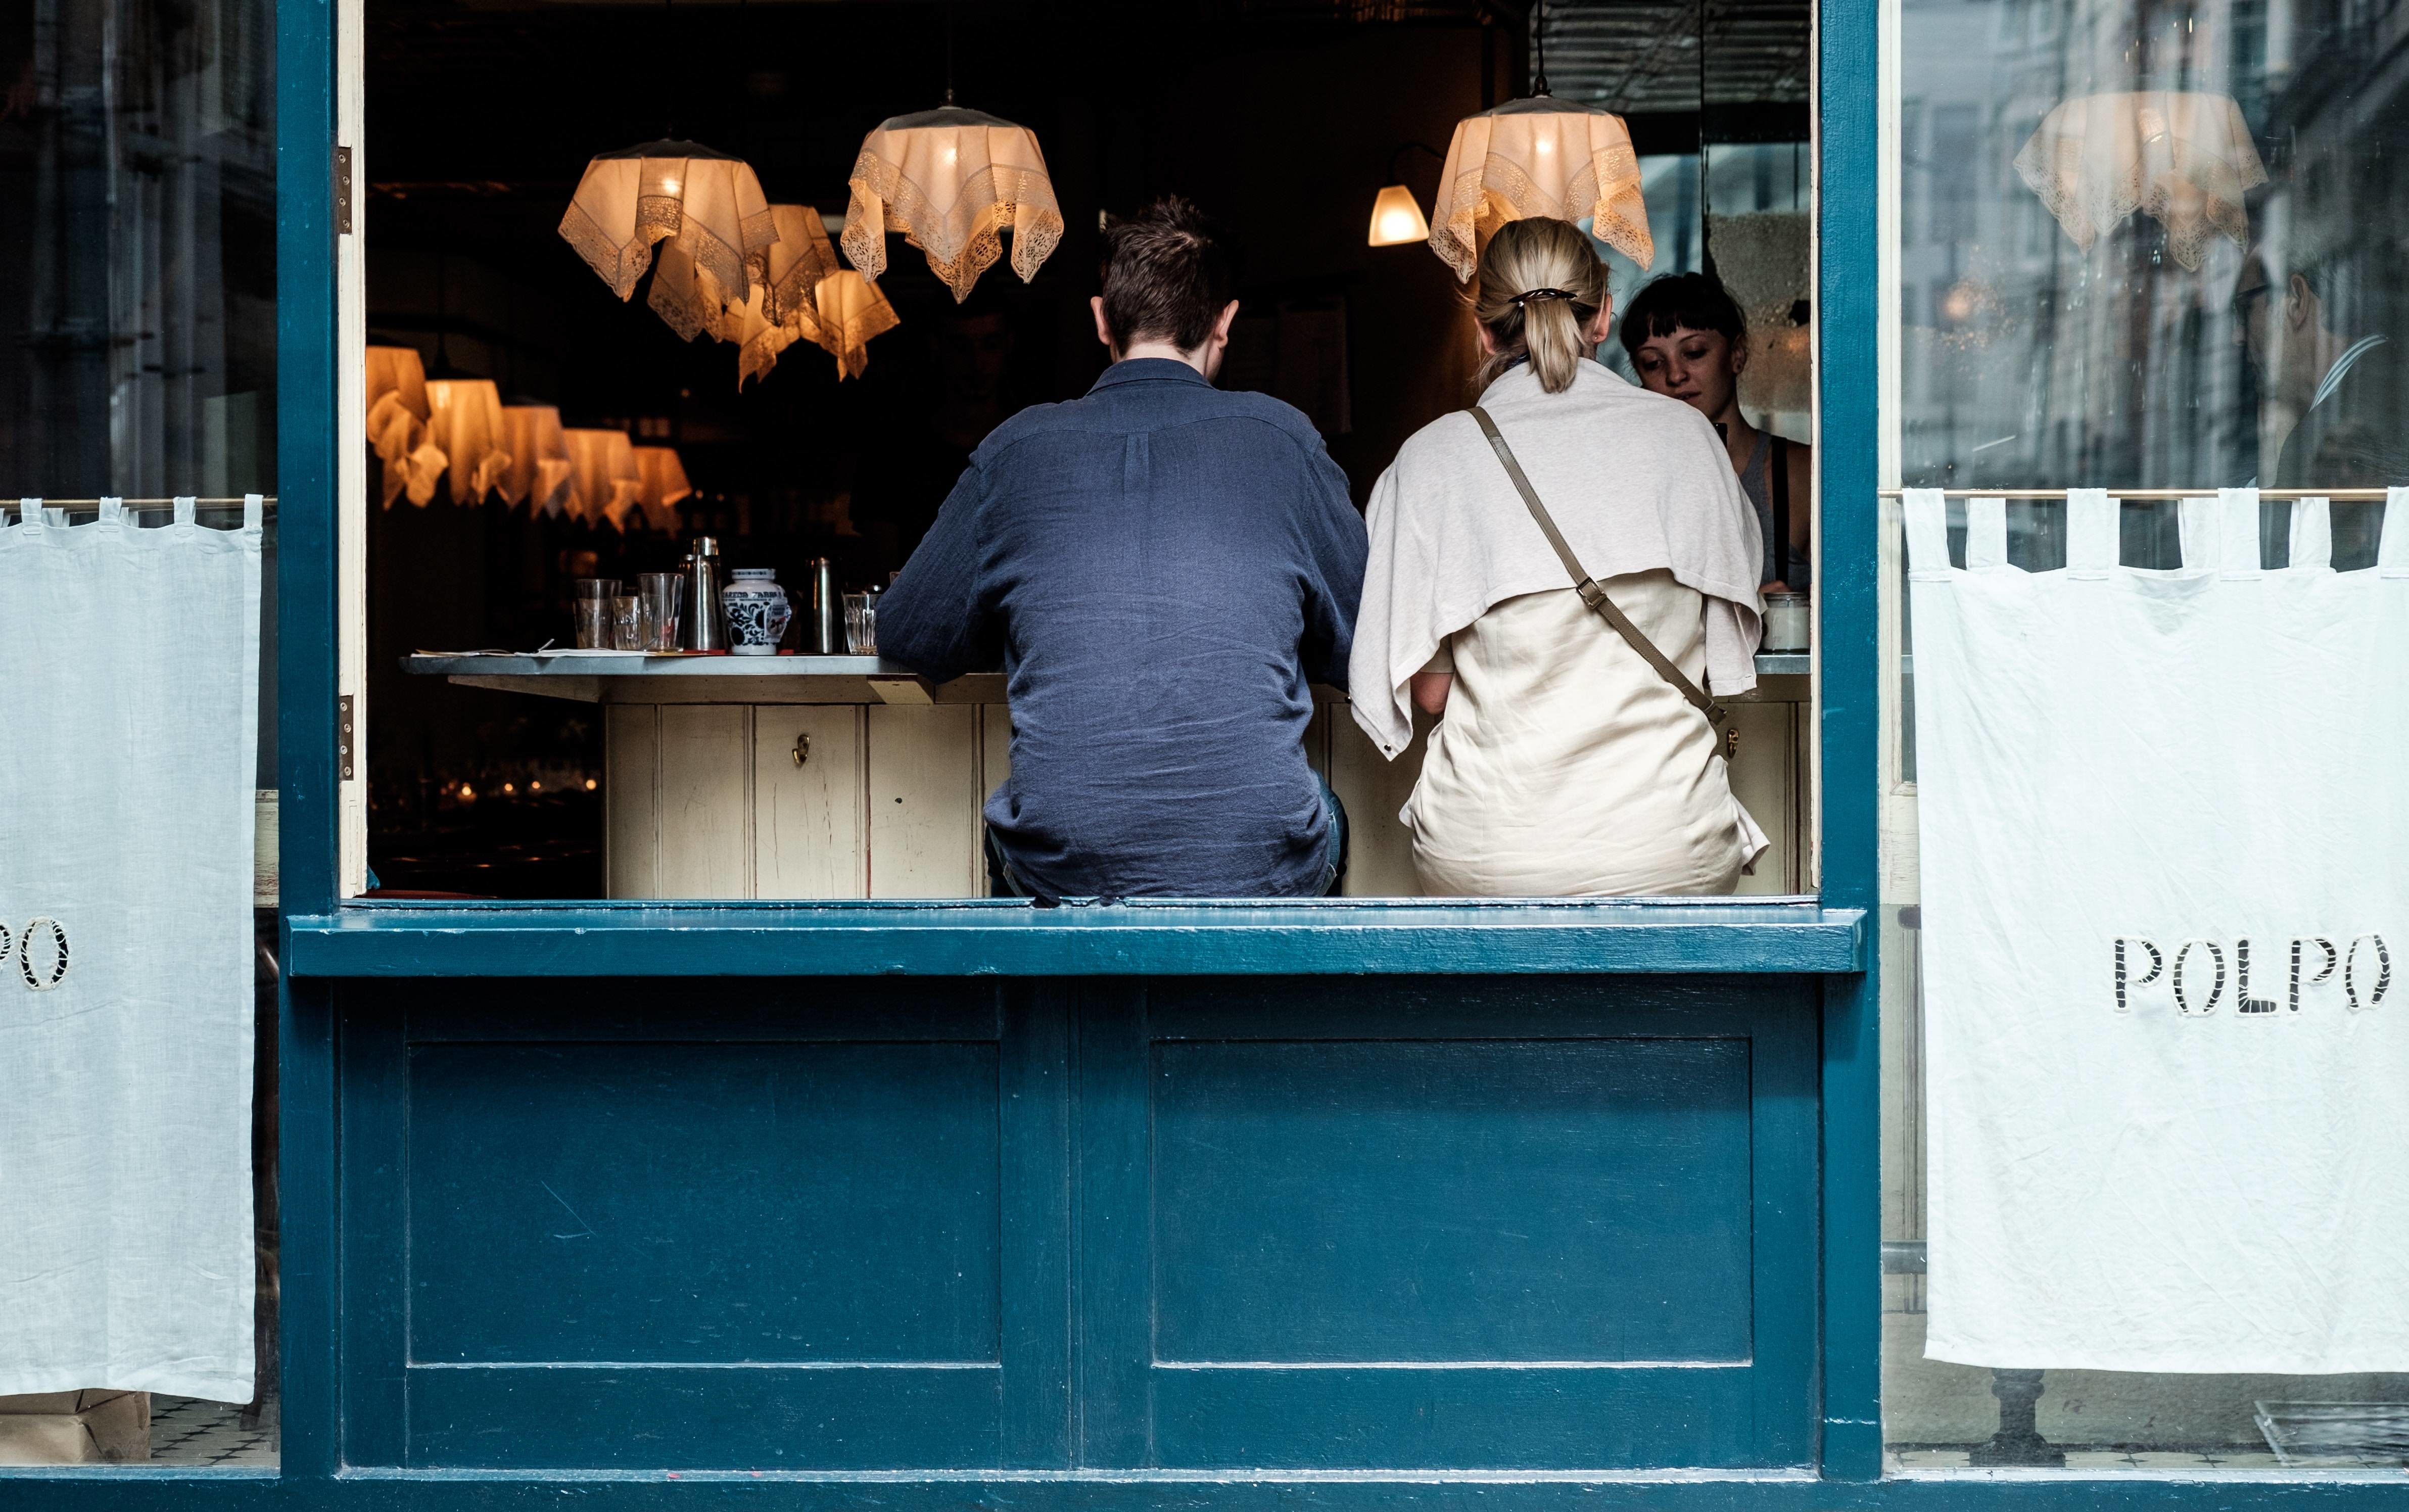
[1884,0,2409,1473]
[1898,0,2406,559]
[0,0,279,1467]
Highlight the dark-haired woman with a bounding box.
[1619,273,1812,592]
[1347,219,1768,897]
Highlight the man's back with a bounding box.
[878,358,1367,898]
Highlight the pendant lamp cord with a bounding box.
[1531,0,1549,96]
[942,1,956,107]
[662,0,676,136]
[1698,0,1719,281]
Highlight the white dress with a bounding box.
[1405,572,1765,896]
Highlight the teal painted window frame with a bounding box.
[268,0,1872,1498]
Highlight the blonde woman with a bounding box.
[1348,218,1768,896]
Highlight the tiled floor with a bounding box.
[148,1396,277,1468]
[1890,1446,2396,1471]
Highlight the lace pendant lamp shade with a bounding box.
[719,283,823,389]
[499,405,574,515]
[1429,96,1652,280]
[562,428,644,529]
[632,446,694,533]
[365,346,450,509]
[840,107,1064,302]
[810,270,901,381]
[559,140,777,340]
[711,207,844,389]
[2013,92,2267,271]
[424,379,512,504]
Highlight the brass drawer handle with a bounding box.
[792,733,810,767]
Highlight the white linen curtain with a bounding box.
[0,497,261,1399]
[1911,486,2409,1372]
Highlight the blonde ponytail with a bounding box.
[1472,218,1610,395]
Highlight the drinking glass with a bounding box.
[638,573,684,651]
[843,591,877,654]
[571,578,620,650]
[609,595,645,650]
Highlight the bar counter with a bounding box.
[406,653,1816,897]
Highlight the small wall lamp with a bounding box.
[1367,143,1444,248]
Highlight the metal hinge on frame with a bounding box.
[335,145,353,235]
[339,694,357,780]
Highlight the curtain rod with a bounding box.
[12,496,276,511]
[1877,488,2394,500]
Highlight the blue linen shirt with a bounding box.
[878,358,1368,899]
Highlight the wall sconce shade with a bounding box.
[1368,185,1432,247]
[840,107,1063,302]
[2013,92,2266,271]
[1430,97,1651,279]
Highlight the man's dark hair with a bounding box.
[1100,196,1236,354]
[1617,271,1749,355]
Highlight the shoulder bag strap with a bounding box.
[1467,406,1727,732]
[1769,434,1791,584]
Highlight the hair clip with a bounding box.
[1510,288,1575,306]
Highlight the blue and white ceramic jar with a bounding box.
[721,568,793,656]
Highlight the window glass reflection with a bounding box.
[1899,0,2409,551]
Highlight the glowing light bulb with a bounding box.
[660,176,681,196]
[584,778,598,791]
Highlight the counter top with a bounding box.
[285,896,1866,977]
[403,652,1813,705]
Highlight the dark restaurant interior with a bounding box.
[359,0,1810,895]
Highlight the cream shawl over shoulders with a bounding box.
[1349,361,1765,757]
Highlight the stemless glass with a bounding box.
[609,595,645,650]
[843,591,877,654]
[638,573,683,651]
[570,578,621,649]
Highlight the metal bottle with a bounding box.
[805,556,841,653]
[682,536,725,651]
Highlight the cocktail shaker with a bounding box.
[804,556,841,653]
[682,536,725,651]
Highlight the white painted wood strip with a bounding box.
[977,704,1011,896]
[655,704,752,899]
[754,706,869,899]
[603,705,663,899]
[1725,701,1799,894]
[1326,700,1427,897]
[867,704,982,898]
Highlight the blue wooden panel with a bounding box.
[406,1041,1002,1364]
[337,981,1056,1471]
[1155,1364,1758,1469]
[405,1365,1000,1471]
[1088,979,1819,1470]
[1152,1039,1752,1363]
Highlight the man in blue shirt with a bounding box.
[878,197,1368,899]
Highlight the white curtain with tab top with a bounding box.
[0,497,260,1399]
[1910,486,2409,1372]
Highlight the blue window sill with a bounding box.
[283,897,1865,978]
